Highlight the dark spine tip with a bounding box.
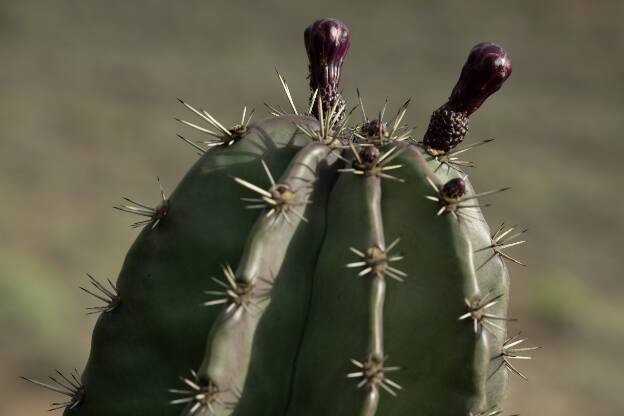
[441,177,466,201]
[448,42,512,115]
[304,18,350,116]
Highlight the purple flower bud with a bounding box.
[448,42,512,115]
[359,145,380,164]
[441,178,466,201]
[361,119,389,139]
[304,18,350,114]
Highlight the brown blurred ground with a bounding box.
[1,0,623,415]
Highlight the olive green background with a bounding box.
[1,1,622,415]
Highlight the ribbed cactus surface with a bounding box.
[23,18,536,416]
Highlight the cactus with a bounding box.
[22,17,538,416]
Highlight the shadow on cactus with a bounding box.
[22,17,538,416]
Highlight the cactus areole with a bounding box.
[23,18,535,416]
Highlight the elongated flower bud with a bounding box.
[304,18,350,118]
[423,42,511,155]
[448,42,512,115]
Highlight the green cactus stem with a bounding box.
[21,18,532,416]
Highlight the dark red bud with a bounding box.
[441,178,466,201]
[359,145,380,164]
[304,18,350,98]
[448,42,511,115]
[361,119,389,138]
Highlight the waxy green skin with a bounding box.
[378,145,490,415]
[284,145,494,416]
[286,173,387,415]
[191,142,340,416]
[421,150,511,410]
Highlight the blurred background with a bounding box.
[1,0,622,414]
